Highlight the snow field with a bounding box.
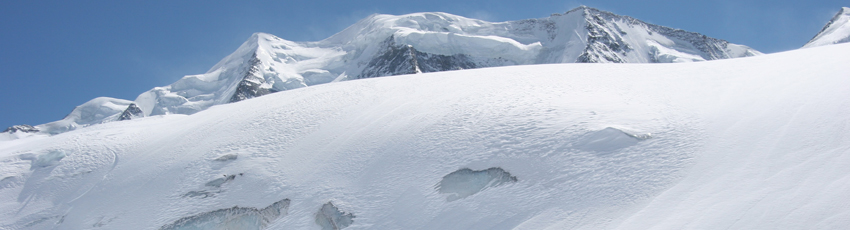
[0,43,848,229]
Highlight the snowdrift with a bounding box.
[1,43,849,229]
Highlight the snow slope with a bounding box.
[804,7,850,48]
[4,6,762,137]
[1,42,848,229]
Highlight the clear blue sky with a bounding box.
[0,0,845,129]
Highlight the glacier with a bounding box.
[1,42,849,229]
[3,6,765,137]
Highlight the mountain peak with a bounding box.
[15,7,761,137]
[804,7,850,48]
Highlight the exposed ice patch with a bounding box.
[160,199,290,230]
[315,202,355,230]
[21,215,65,229]
[437,167,518,201]
[185,174,241,198]
[183,191,217,199]
[214,154,238,162]
[573,127,651,152]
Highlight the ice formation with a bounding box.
[573,127,651,152]
[160,199,290,230]
[315,202,355,230]
[437,168,518,201]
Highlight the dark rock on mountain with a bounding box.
[357,37,479,79]
[230,53,277,103]
[2,124,39,133]
[118,103,143,121]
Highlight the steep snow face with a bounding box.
[804,7,850,48]
[571,8,761,63]
[132,33,347,117]
[1,43,847,230]
[18,6,762,136]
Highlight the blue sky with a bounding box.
[0,0,845,129]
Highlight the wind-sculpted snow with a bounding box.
[1,43,848,229]
[12,6,765,136]
[437,168,517,201]
[160,199,290,230]
[25,150,66,169]
[804,7,850,48]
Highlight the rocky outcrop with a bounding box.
[160,199,290,230]
[2,125,39,134]
[577,12,632,63]
[117,103,143,121]
[229,53,276,103]
[357,37,478,79]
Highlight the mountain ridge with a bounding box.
[804,7,850,48]
[3,6,763,137]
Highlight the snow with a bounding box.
[25,150,66,169]
[572,127,650,152]
[315,202,354,230]
[32,97,132,135]
[10,7,763,135]
[804,7,850,48]
[1,42,848,229]
[437,168,517,201]
[160,199,290,230]
[127,7,754,115]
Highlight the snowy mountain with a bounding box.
[1,97,133,139]
[2,6,761,137]
[804,7,850,48]
[1,43,848,230]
